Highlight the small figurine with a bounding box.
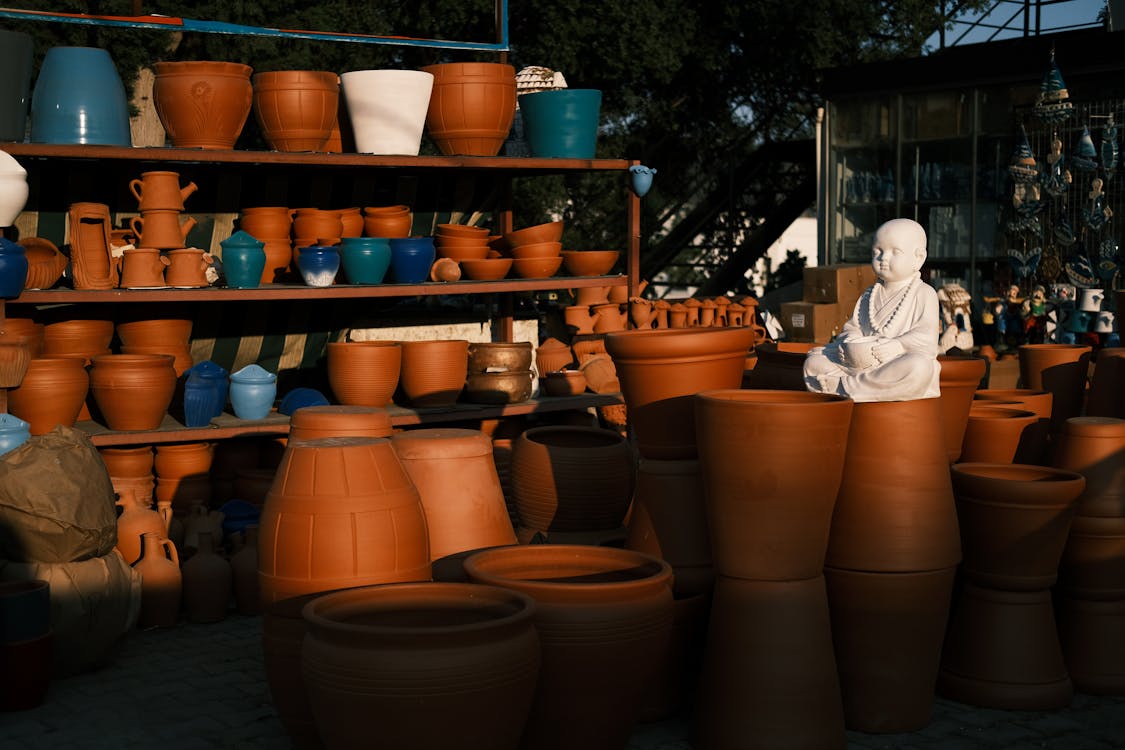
[1082,177,1113,231]
[1041,136,1072,198]
[937,283,975,353]
[803,218,941,402]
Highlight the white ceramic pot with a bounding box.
[340,69,434,155]
[0,150,28,226]
[1079,288,1105,312]
[1095,311,1115,334]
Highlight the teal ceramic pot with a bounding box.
[0,29,34,142]
[340,237,392,284]
[220,230,267,289]
[30,47,131,146]
[229,364,277,421]
[518,89,602,159]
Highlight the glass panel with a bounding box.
[836,147,896,205]
[902,141,974,203]
[831,98,895,146]
[902,91,970,140]
[837,204,899,263]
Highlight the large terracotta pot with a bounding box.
[973,388,1053,465]
[262,591,330,748]
[287,405,394,443]
[1086,348,1125,418]
[694,575,846,750]
[390,428,517,560]
[115,315,193,349]
[510,425,634,534]
[421,62,517,157]
[301,582,540,750]
[41,317,114,359]
[257,436,432,607]
[603,327,754,459]
[694,389,854,581]
[1017,344,1092,434]
[252,70,339,152]
[936,355,987,463]
[1052,417,1125,517]
[959,405,1039,464]
[153,61,254,149]
[325,341,401,407]
[462,544,674,750]
[7,356,89,434]
[398,339,468,408]
[88,354,177,431]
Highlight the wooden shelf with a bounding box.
[75,393,625,446]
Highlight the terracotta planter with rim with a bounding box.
[88,353,177,431]
[462,544,674,750]
[974,388,1053,465]
[7,356,89,434]
[98,445,153,478]
[153,442,215,480]
[1051,416,1125,518]
[326,340,401,407]
[153,61,254,149]
[421,62,517,157]
[603,327,754,459]
[398,339,468,408]
[252,70,339,152]
[936,355,988,463]
[41,317,114,359]
[959,405,1040,464]
[1017,344,1092,434]
[741,341,815,390]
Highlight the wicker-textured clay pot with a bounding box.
[462,544,674,750]
[252,70,339,152]
[7,356,89,434]
[257,436,431,606]
[510,425,634,535]
[301,582,540,750]
[398,339,468,408]
[88,353,177,431]
[326,340,401,407]
[1017,344,1092,434]
[421,62,517,157]
[391,428,517,560]
[604,327,754,459]
[936,355,988,463]
[959,405,1040,464]
[152,61,253,149]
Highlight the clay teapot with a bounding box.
[592,303,628,333]
[165,248,214,288]
[630,297,656,329]
[129,171,199,211]
[119,247,171,288]
[564,305,598,335]
[130,211,198,250]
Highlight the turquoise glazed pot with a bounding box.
[220,230,267,289]
[229,364,277,421]
[340,237,392,284]
[518,89,602,159]
[388,237,435,284]
[30,47,131,146]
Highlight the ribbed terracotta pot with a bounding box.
[695,389,854,581]
[604,327,754,459]
[421,62,517,156]
[252,70,339,152]
[325,341,401,407]
[391,428,517,560]
[258,436,432,607]
[153,441,214,480]
[1086,348,1125,419]
[936,355,988,462]
[462,544,674,750]
[959,405,1040,464]
[973,388,1053,465]
[1052,417,1125,517]
[41,317,114,359]
[301,582,540,750]
[115,315,193,349]
[510,425,634,534]
[1017,344,1092,434]
[694,574,846,750]
[88,353,177,431]
[287,404,394,443]
[152,61,253,149]
[7,356,89,434]
[398,339,468,408]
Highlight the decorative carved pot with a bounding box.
[153,61,254,149]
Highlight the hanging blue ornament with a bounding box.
[628,165,656,197]
[1033,49,1074,125]
[1008,125,1039,183]
[1072,126,1099,171]
[1100,115,1118,179]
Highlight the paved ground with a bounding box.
[2,613,1124,749]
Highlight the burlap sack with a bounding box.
[0,425,118,562]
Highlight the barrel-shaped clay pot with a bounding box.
[422,62,517,157]
[287,404,394,443]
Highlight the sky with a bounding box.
[925,0,1108,50]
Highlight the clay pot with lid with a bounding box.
[88,353,177,431]
[326,340,401,407]
[153,61,254,149]
[8,356,90,434]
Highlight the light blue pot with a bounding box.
[518,89,602,159]
[30,47,131,146]
[0,413,30,456]
[229,364,277,421]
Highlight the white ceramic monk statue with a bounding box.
[803,218,941,402]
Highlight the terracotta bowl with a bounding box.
[562,250,620,276]
[436,245,490,261]
[434,234,491,248]
[436,223,490,238]
[512,256,563,279]
[510,242,562,260]
[460,258,513,280]
[505,220,563,248]
[541,369,587,397]
[363,205,411,215]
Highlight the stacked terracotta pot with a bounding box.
[628,294,764,338]
[153,442,215,520]
[238,207,295,283]
[126,170,203,288]
[116,309,194,378]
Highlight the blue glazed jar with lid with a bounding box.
[220,230,267,289]
[183,360,229,427]
[229,364,277,421]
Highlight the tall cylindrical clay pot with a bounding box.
[1017,344,1092,434]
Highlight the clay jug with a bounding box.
[132,531,181,628]
[115,488,168,565]
[129,170,198,211]
[230,524,261,616]
[181,531,232,623]
[119,247,171,288]
[129,211,198,250]
[164,248,213,287]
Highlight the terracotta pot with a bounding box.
[959,405,1039,464]
[325,340,401,408]
[153,441,214,480]
[694,575,846,750]
[391,428,517,561]
[263,591,328,747]
[181,531,232,623]
[636,591,710,722]
[362,210,412,239]
[462,544,674,750]
[973,388,1053,465]
[291,208,343,242]
[422,62,516,156]
[1056,595,1125,694]
[824,565,958,733]
[624,458,714,599]
[938,584,1073,710]
[0,330,30,389]
[116,315,193,349]
[1,318,43,359]
[258,436,431,606]
[1060,515,1125,599]
[1086,348,1125,419]
[131,531,181,628]
[252,70,339,152]
[535,337,574,374]
[7,356,89,434]
[695,389,854,581]
[88,354,177,431]
[153,61,254,149]
[1052,417,1125,517]
[936,355,987,463]
[741,342,815,390]
[1017,344,1092,434]
[99,445,153,478]
[604,327,754,459]
[510,425,634,534]
[114,488,167,566]
[119,343,193,378]
[288,405,394,443]
[826,398,961,573]
[239,206,293,241]
[398,339,469,408]
[42,317,114,359]
[301,582,539,750]
[950,463,1086,590]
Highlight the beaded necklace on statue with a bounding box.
[866,274,919,335]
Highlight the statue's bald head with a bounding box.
[876,219,927,255]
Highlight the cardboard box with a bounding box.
[780,301,842,343]
[803,264,876,307]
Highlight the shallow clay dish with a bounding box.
[460,257,513,280]
[562,250,620,276]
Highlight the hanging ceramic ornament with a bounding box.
[628,165,656,197]
[1053,213,1077,246]
[1008,245,1042,281]
[1008,125,1039,183]
[1033,49,1074,124]
[1100,114,1118,179]
[1041,134,1072,198]
[1097,237,1119,284]
[1072,126,1099,172]
[1064,250,1101,289]
[1081,177,1112,232]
